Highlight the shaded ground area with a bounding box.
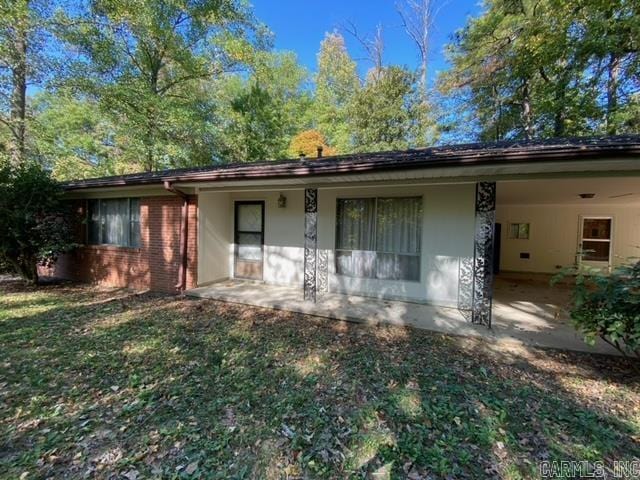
[0,279,638,479]
[188,275,617,354]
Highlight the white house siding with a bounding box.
[318,184,476,307]
[496,204,640,273]
[197,183,476,307]
[229,190,306,286]
[197,191,233,284]
[199,190,306,287]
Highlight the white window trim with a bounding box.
[578,215,614,267]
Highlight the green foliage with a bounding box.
[215,51,311,162]
[349,66,422,152]
[3,0,638,178]
[30,91,120,180]
[0,0,58,162]
[56,0,265,171]
[440,0,640,140]
[553,261,640,358]
[311,32,360,153]
[0,159,77,283]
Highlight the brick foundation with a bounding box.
[40,195,198,294]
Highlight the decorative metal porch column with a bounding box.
[303,188,318,302]
[472,181,496,326]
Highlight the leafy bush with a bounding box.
[554,261,640,358]
[0,160,78,283]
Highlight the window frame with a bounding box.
[579,215,613,264]
[334,196,422,282]
[87,198,141,248]
[508,222,530,240]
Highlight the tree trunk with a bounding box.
[493,86,502,141]
[521,79,533,140]
[8,255,38,284]
[553,74,569,137]
[10,20,28,165]
[419,58,427,106]
[606,53,620,135]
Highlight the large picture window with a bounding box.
[88,198,141,247]
[335,197,422,281]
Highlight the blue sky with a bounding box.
[252,0,483,86]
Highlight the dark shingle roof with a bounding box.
[63,135,640,190]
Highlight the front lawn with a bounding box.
[0,279,638,479]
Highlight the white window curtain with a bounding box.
[88,198,140,247]
[335,198,375,250]
[102,198,129,245]
[335,197,422,281]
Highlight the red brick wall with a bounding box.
[40,195,198,294]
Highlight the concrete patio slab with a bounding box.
[187,275,619,355]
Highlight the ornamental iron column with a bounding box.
[472,181,496,327]
[303,188,318,302]
[317,249,328,293]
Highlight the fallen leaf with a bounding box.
[123,469,138,480]
[185,462,198,475]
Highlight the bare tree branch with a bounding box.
[343,20,384,81]
[396,0,448,101]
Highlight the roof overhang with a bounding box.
[61,136,640,195]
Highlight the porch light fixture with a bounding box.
[278,193,287,208]
[579,193,596,199]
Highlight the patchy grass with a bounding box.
[0,279,638,479]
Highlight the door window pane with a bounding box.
[582,240,610,262]
[237,232,262,261]
[237,204,262,232]
[582,218,611,240]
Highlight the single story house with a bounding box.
[46,136,640,328]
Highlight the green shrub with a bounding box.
[0,160,78,283]
[554,261,640,358]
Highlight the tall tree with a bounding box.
[349,66,422,152]
[59,0,264,171]
[397,0,441,145]
[0,0,54,164]
[311,32,360,153]
[344,22,385,82]
[579,0,640,135]
[215,51,310,162]
[397,0,439,104]
[30,90,121,180]
[440,0,639,141]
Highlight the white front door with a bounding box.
[578,216,613,271]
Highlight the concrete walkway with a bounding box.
[187,275,618,355]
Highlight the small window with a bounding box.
[335,197,422,281]
[87,198,141,247]
[509,223,530,240]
